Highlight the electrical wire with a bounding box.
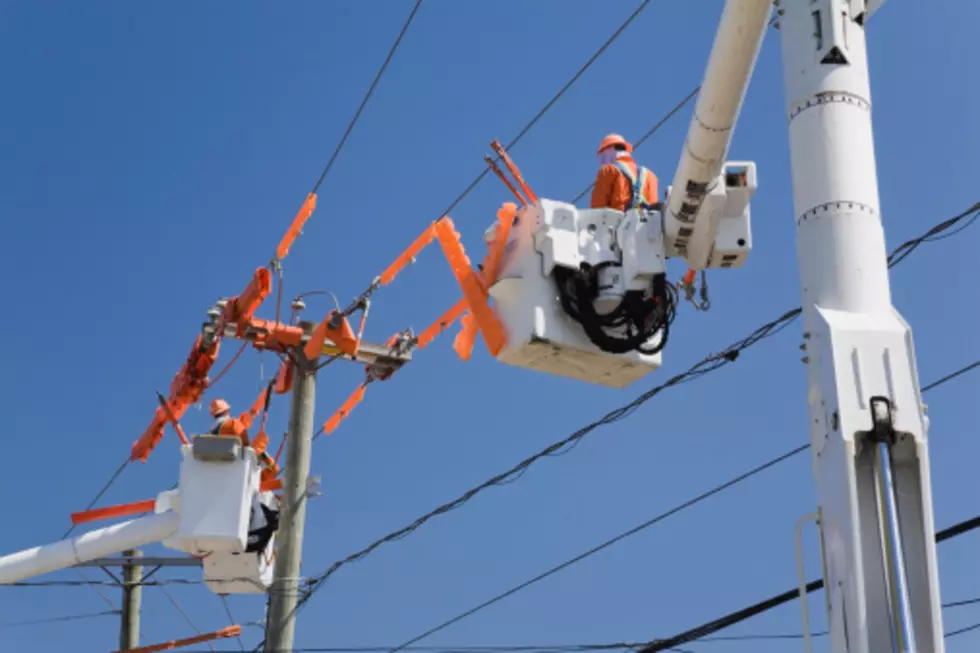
[0,609,119,631]
[4,576,315,591]
[571,85,701,204]
[946,620,980,639]
[61,455,131,540]
[382,357,979,650]
[886,202,979,268]
[220,595,247,652]
[438,0,656,220]
[160,584,217,653]
[287,201,977,624]
[921,360,980,393]
[57,454,132,614]
[210,341,250,387]
[310,0,423,195]
[387,445,809,652]
[633,513,980,652]
[944,597,980,609]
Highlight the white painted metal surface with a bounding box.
[664,0,770,269]
[0,511,179,584]
[779,0,944,650]
[202,492,278,594]
[0,442,270,594]
[173,441,260,555]
[489,199,664,388]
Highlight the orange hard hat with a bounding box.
[210,398,231,417]
[597,133,633,155]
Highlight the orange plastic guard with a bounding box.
[274,360,293,394]
[492,140,538,203]
[246,317,305,352]
[304,310,358,360]
[156,391,189,445]
[259,478,283,492]
[224,267,272,327]
[71,499,156,526]
[453,203,516,360]
[133,336,219,462]
[111,625,242,653]
[434,218,505,356]
[322,384,368,436]
[379,224,437,286]
[276,193,318,261]
[416,301,467,350]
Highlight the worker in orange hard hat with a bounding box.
[590,133,660,212]
[209,398,248,445]
[209,397,281,557]
[208,398,280,483]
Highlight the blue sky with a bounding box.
[0,1,977,652]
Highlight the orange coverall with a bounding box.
[590,157,659,211]
[213,414,279,482]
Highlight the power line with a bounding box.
[384,357,979,650]
[922,359,980,393]
[4,577,312,591]
[944,597,980,609]
[947,619,980,639]
[57,454,133,618]
[634,513,980,652]
[61,455,131,539]
[292,200,977,616]
[146,606,980,653]
[87,593,980,652]
[0,609,119,631]
[159,584,217,653]
[220,595,247,653]
[571,85,701,204]
[310,0,424,195]
[438,0,656,219]
[388,445,810,652]
[887,201,979,268]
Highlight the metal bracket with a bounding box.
[863,395,897,446]
[795,511,821,653]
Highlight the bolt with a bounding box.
[801,356,810,364]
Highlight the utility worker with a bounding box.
[209,398,280,483]
[590,134,660,212]
[209,398,281,557]
[208,398,248,446]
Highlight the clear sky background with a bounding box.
[0,1,977,652]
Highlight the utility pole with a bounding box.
[119,548,142,650]
[265,320,319,650]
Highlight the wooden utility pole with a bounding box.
[264,321,319,650]
[119,549,142,650]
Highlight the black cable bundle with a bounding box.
[553,263,676,356]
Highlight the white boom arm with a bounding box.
[0,512,179,584]
[664,0,770,269]
[780,0,943,651]
[0,438,278,594]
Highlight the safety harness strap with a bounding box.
[613,160,653,210]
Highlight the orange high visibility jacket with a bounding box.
[212,415,250,447]
[590,157,659,211]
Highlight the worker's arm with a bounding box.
[644,170,660,206]
[590,164,620,209]
[219,417,250,446]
